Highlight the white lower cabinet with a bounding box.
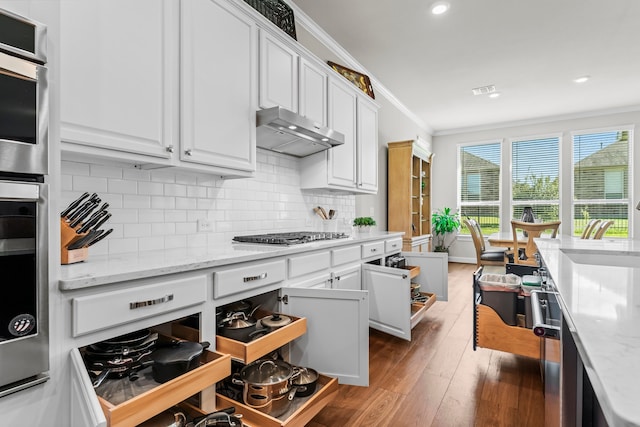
[362,252,448,341]
[331,263,361,290]
[279,287,369,386]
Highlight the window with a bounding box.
[511,136,560,222]
[573,130,630,238]
[459,142,501,235]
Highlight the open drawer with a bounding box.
[69,346,231,427]
[216,312,307,364]
[215,374,338,427]
[410,291,436,329]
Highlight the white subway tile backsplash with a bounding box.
[108,179,138,194]
[164,183,187,197]
[91,164,123,179]
[62,151,356,254]
[123,194,151,209]
[138,181,164,195]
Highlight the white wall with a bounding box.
[433,110,640,263]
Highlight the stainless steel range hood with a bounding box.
[256,106,344,157]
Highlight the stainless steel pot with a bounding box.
[232,359,300,416]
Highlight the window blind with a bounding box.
[459,142,500,234]
[573,130,629,237]
[511,137,560,222]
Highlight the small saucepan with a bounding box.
[291,366,319,397]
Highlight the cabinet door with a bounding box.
[258,31,298,111]
[332,264,361,290]
[70,349,107,427]
[326,78,357,188]
[403,251,449,301]
[299,58,327,126]
[362,263,412,340]
[60,0,177,161]
[180,0,256,173]
[356,97,378,193]
[280,287,369,386]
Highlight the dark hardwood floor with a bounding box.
[309,262,545,427]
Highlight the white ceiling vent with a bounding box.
[471,85,496,96]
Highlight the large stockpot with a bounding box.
[232,359,300,416]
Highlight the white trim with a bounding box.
[287,1,433,135]
[434,105,640,136]
[570,124,635,137]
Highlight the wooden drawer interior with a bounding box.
[410,292,435,329]
[216,373,338,427]
[216,310,307,364]
[84,331,230,427]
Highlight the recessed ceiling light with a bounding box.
[488,92,501,99]
[288,125,297,130]
[574,75,590,83]
[472,85,496,96]
[431,1,450,15]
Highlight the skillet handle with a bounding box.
[92,368,111,388]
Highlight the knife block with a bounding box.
[61,218,89,265]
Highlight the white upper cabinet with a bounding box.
[299,57,328,126]
[180,0,257,175]
[60,0,178,163]
[60,0,256,177]
[258,30,299,112]
[356,95,379,193]
[300,76,379,194]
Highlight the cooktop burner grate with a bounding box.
[232,231,349,245]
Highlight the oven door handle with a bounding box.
[530,290,561,339]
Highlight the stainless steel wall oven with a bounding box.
[0,7,49,397]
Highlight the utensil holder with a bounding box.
[60,218,89,265]
[322,219,338,233]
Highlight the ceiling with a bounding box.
[289,0,640,134]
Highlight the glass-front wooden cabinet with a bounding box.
[387,139,433,251]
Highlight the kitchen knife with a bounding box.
[77,210,110,234]
[60,192,90,218]
[69,201,100,228]
[67,198,100,223]
[85,228,113,248]
[66,230,100,250]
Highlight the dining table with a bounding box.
[488,231,527,249]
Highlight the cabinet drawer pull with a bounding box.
[370,248,377,252]
[244,272,267,282]
[129,294,174,310]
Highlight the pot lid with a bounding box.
[241,359,294,384]
[293,367,318,384]
[220,312,255,329]
[261,313,292,328]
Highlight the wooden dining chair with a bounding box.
[464,218,506,268]
[580,219,601,239]
[592,220,614,240]
[511,220,561,266]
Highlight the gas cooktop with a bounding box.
[232,231,349,245]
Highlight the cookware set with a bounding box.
[83,329,209,388]
[217,301,293,343]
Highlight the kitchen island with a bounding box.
[536,237,640,427]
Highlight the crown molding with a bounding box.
[433,104,640,137]
[287,1,433,135]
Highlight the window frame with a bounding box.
[457,139,502,235]
[508,133,562,224]
[570,125,634,238]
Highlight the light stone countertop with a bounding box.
[536,237,640,427]
[59,231,404,291]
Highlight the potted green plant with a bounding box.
[353,217,376,232]
[431,207,461,252]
